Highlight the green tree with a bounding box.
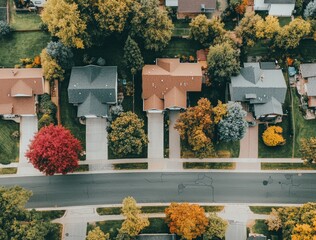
[86,227,110,240]
[118,197,149,238]
[0,186,57,240]
[134,0,174,51]
[38,113,56,129]
[300,137,316,163]
[123,36,144,75]
[189,15,226,47]
[108,112,148,158]
[207,42,240,84]
[203,213,228,240]
[304,0,316,19]
[41,0,89,48]
[235,11,264,46]
[40,49,65,82]
[275,18,311,50]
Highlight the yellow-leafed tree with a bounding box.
[262,126,285,147]
[86,227,109,240]
[118,196,149,237]
[165,203,209,240]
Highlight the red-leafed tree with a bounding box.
[26,125,82,175]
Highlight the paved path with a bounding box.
[85,118,110,171]
[169,111,181,158]
[17,116,42,176]
[147,112,164,158]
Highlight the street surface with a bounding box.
[1,172,316,208]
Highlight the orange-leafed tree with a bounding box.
[165,203,209,240]
[26,125,82,175]
[174,98,226,158]
[262,126,286,147]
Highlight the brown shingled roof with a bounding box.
[142,58,202,111]
[178,0,216,13]
[0,68,44,115]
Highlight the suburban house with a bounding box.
[300,63,316,108]
[254,0,295,16]
[68,65,117,164]
[229,62,287,122]
[0,68,44,117]
[173,0,216,18]
[68,65,117,118]
[142,58,202,158]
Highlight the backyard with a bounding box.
[0,31,50,67]
[0,119,19,164]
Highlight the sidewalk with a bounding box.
[52,204,270,240]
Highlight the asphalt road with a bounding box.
[1,172,316,208]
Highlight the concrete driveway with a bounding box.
[18,116,42,175]
[85,118,109,171]
[147,112,164,158]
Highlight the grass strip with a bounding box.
[261,162,316,170]
[0,167,17,174]
[183,162,235,170]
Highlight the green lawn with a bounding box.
[246,40,270,57]
[0,119,19,164]
[142,218,170,234]
[249,206,280,214]
[60,78,86,151]
[9,0,42,30]
[261,162,316,170]
[291,39,316,63]
[0,31,50,67]
[292,89,316,157]
[278,17,291,27]
[183,162,235,170]
[258,78,293,158]
[252,220,281,240]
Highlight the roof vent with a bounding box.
[260,74,264,81]
[201,4,205,12]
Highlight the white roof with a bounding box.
[269,4,295,16]
[254,0,269,10]
[166,0,178,6]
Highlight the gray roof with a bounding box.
[230,63,287,105]
[264,0,295,4]
[254,97,283,117]
[300,63,316,78]
[240,66,262,84]
[260,62,277,70]
[306,79,316,96]
[68,65,117,117]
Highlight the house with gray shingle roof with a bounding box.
[300,63,316,108]
[229,62,287,122]
[68,65,117,118]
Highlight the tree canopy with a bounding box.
[26,124,82,175]
[123,36,144,75]
[40,49,65,82]
[165,203,209,240]
[304,0,316,19]
[87,227,110,240]
[189,15,226,47]
[175,98,227,158]
[46,41,74,69]
[262,126,286,147]
[207,42,240,84]
[118,196,149,237]
[300,137,316,163]
[0,186,58,240]
[218,102,248,142]
[203,213,228,240]
[108,112,148,158]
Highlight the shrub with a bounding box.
[11,131,20,139]
[38,113,55,129]
[262,126,286,147]
[39,94,57,115]
[0,21,11,38]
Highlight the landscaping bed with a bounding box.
[0,119,19,164]
[183,162,235,170]
[113,163,148,170]
[249,206,280,214]
[251,220,282,240]
[0,31,50,67]
[261,162,316,170]
[0,167,17,174]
